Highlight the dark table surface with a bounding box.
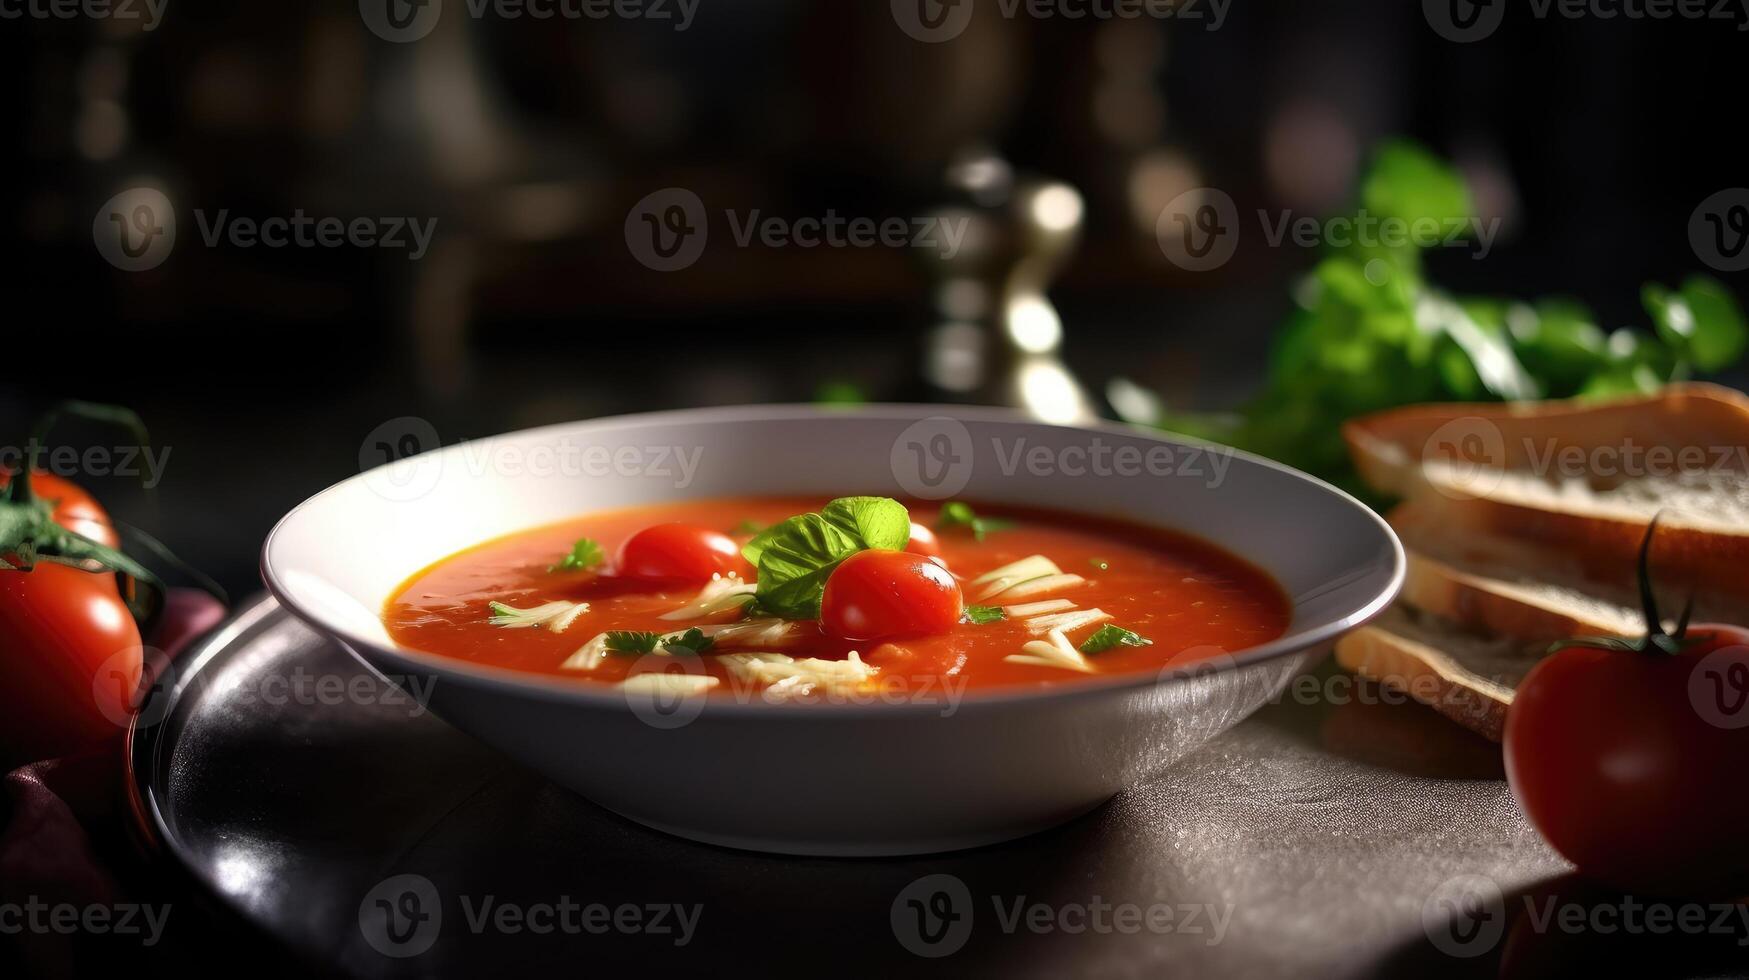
[125,596,1749,979]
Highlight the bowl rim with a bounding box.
[261,402,1405,714]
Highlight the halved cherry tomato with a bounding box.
[616,523,752,585]
[821,549,963,642]
[0,472,142,764]
[903,522,941,558]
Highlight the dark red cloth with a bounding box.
[1,590,225,977]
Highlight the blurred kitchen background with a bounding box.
[2,0,1746,598]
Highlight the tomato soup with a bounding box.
[384,498,1290,697]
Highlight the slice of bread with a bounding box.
[1334,606,1545,741]
[1389,503,1749,639]
[1344,383,1749,600]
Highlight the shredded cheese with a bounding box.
[717,651,879,701]
[659,574,757,621]
[971,555,1061,586]
[488,600,589,633]
[1024,607,1112,635]
[1003,629,1095,673]
[560,618,796,672]
[561,633,610,671]
[1003,598,1076,617]
[620,672,719,697]
[979,572,1086,602]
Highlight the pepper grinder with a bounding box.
[917,149,1100,424]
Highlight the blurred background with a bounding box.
[3,0,1746,598]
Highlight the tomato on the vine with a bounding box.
[0,471,143,763]
[1504,520,1749,895]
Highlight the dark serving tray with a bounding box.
[129,595,1735,978]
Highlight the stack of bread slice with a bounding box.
[1333,383,1749,740]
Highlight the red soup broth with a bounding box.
[383,499,1291,694]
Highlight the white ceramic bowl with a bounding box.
[263,405,1402,856]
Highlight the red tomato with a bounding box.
[1505,624,1749,895]
[903,522,940,558]
[0,473,143,764]
[616,523,751,585]
[2,471,119,548]
[821,549,963,642]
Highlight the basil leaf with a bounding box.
[1645,276,1748,372]
[1079,625,1153,655]
[963,605,1005,625]
[821,496,911,552]
[743,497,911,620]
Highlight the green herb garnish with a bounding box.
[962,605,1006,625]
[662,627,716,655]
[1080,625,1153,654]
[936,501,1014,542]
[1128,140,1749,496]
[1089,558,1110,571]
[549,538,604,573]
[604,628,716,656]
[604,630,662,654]
[730,519,765,536]
[741,496,911,620]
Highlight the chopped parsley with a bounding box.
[549,538,604,574]
[605,628,716,656]
[936,501,1014,542]
[604,631,662,654]
[962,605,1006,625]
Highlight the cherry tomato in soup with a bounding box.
[1505,623,1749,895]
[821,549,963,642]
[903,522,940,558]
[616,523,751,585]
